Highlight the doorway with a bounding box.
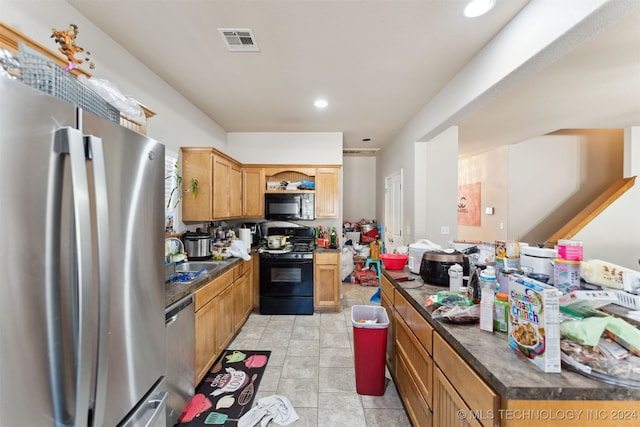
[384,169,403,253]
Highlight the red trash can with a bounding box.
[351,305,390,396]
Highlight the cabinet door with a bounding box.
[243,167,265,217]
[194,298,217,385]
[395,346,433,427]
[233,271,253,331]
[212,154,231,219]
[181,148,213,221]
[230,162,243,218]
[315,167,339,218]
[313,251,340,311]
[215,285,235,355]
[433,367,482,427]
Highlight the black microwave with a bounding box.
[265,193,315,221]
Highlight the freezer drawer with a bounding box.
[165,294,195,426]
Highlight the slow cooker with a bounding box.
[420,250,470,285]
[182,231,213,260]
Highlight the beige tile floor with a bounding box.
[228,282,412,426]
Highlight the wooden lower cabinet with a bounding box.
[194,296,218,384]
[380,289,395,372]
[433,366,482,427]
[313,251,340,311]
[433,333,499,427]
[396,348,433,427]
[193,262,254,385]
[233,264,253,331]
[395,311,433,408]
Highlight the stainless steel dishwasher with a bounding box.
[165,293,195,426]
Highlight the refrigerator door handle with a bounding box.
[86,135,111,427]
[51,127,94,426]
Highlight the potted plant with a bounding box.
[166,160,198,210]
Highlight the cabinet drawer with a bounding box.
[233,258,252,281]
[381,275,394,305]
[395,310,433,409]
[314,251,338,265]
[394,289,433,354]
[433,333,499,427]
[395,345,433,427]
[194,269,234,311]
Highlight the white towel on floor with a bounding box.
[237,395,299,427]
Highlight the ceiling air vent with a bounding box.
[218,28,259,52]
[343,148,380,157]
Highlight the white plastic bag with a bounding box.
[78,75,146,123]
[227,239,251,261]
[340,246,356,281]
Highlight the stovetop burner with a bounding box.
[260,226,315,259]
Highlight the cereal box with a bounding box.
[508,273,561,373]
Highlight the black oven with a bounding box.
[259,258,314,315]
[258,226,315,315]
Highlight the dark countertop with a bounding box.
[165,257,243,307]
[384,268,640,401]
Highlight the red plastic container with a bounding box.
[380,253,409,270]
[351,305,390,396]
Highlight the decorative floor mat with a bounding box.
[177,350,271,426]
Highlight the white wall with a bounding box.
[225,132,343,165]
[415,127,459,247]
[376,1,633,251]
[509,130,623,243]
[458,146,509,242]
[342,156,376,223]
[574,127,640,270]
[458,131,624,245]
[3,0,228,154]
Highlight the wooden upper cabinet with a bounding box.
[212,153,232,219]
[243,167,265,217]
[181,148,213,222]
[315,167,340,218]
[230,162,243,218]
[181,147,243,221]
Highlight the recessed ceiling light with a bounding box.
[314,99,328,109]
[463,0,495,18]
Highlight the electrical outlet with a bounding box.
[441,226,450,235]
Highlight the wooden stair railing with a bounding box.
[547,176,636,244]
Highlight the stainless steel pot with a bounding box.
[267,235,288,249]
[182,232,213,259]
[360,223,376,233]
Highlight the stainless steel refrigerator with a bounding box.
[0,76,167,426]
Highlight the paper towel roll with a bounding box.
[239,228,252,249]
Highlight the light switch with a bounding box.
[485,207,494,215]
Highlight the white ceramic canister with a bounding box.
[448,263,464,292]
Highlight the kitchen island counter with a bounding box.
[384,268,640,402]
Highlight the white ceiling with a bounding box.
[66,0,640,156]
